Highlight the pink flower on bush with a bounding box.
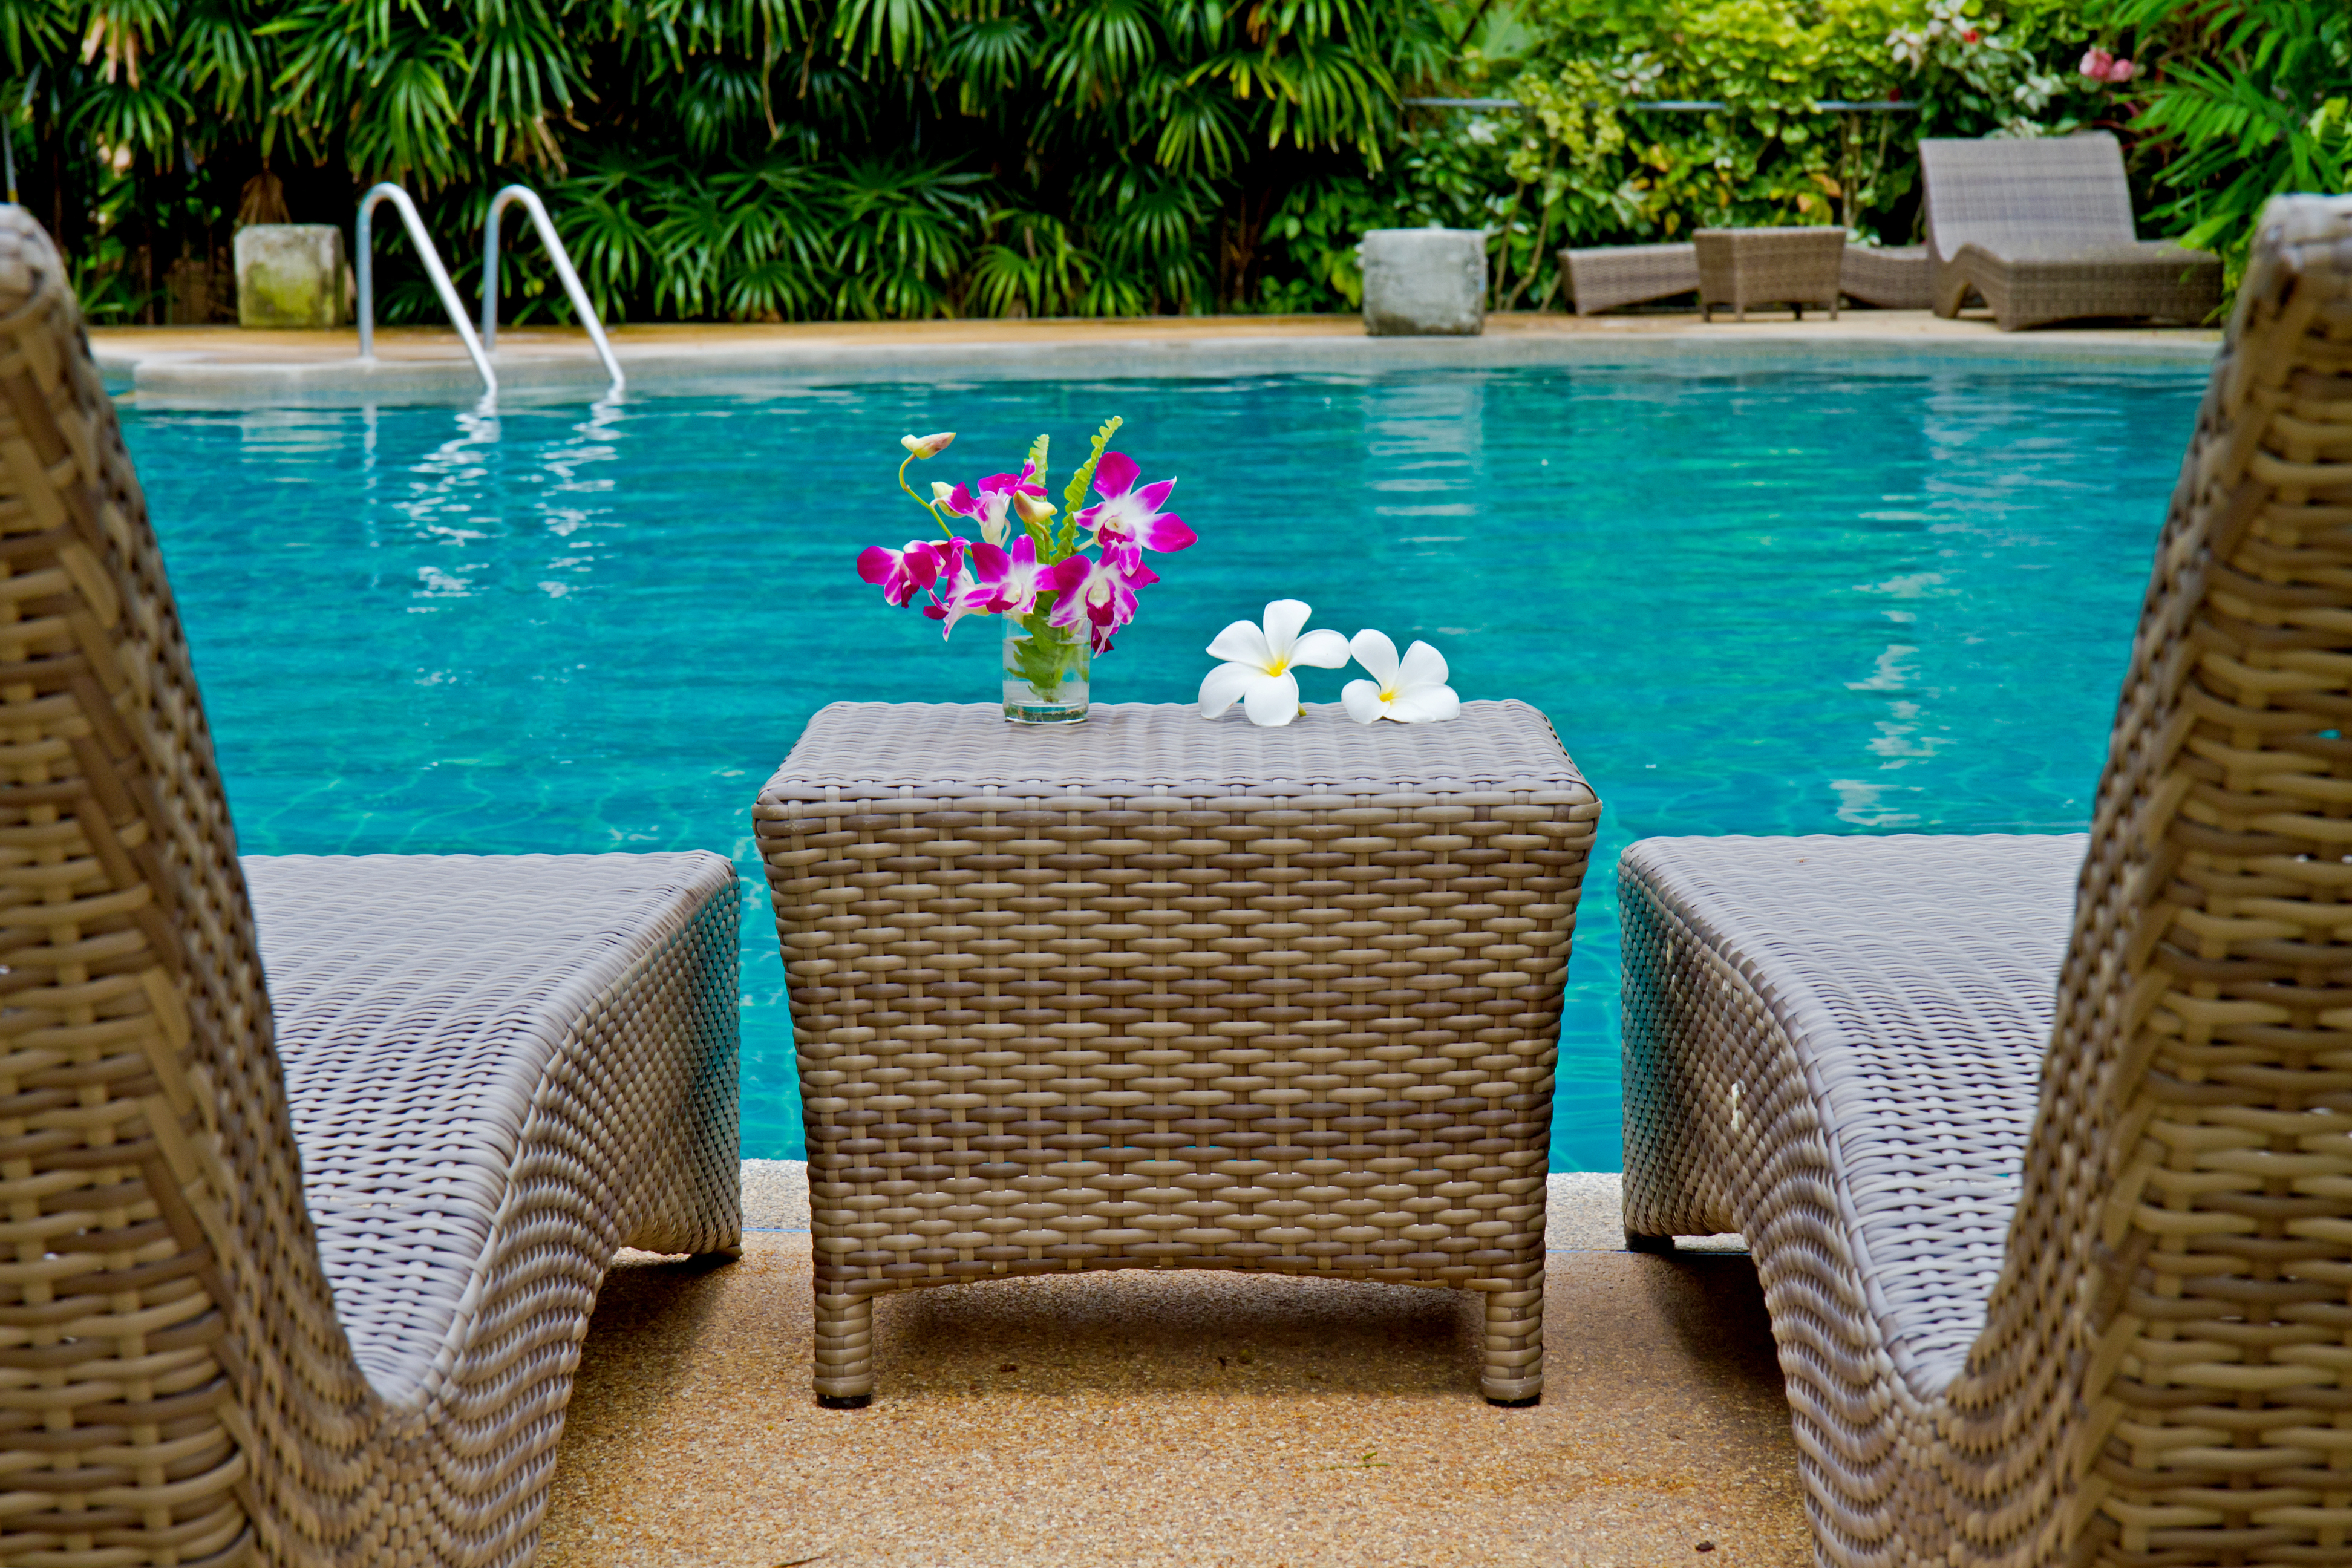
[2079,45,2138,82]
[1961,27,1979,42]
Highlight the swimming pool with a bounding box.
[121,350,2207,1171]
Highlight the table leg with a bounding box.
[1481,1278,1545,1406]
[815,1288,874,1408]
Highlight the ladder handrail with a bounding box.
[356,181,496,395]
[482,185,624,393]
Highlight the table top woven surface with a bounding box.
[765,699,1585,794]
[1624,831,2085,1394]
[243,849,731,1399]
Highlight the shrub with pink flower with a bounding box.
[854,416,1195,665]
[2078,45,2138,83]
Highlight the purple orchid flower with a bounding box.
[857,539,954,606]
[927,536,1083,638]
[1077,452,1195,571]
[1050,554,1158,653]
[945,460,1050,546]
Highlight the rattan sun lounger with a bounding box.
[0,207,742,1567]
[1922,132,2221,330]
[1559,242,1697,315]
[1621,192,2352,1566]
[1839,243,1930,309]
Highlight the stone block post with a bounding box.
[1360,229,1487,336]
[234,224,348,328]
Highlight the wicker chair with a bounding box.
[1620,193,2352,1566]
[0,207,743,1567]
[1840,243,1932,310]
[1558,242,1698,315]
[1922,133,2222,330]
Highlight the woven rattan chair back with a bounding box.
[1919,132,2138,265]
[1941,194,2352,1561]
[0,208,383,1565]
[0,206,755,1568]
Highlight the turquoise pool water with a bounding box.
[120,351,2207,1171]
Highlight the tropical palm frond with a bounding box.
[663,53,766,157]
[554,188,658,318]
[169,0,266,120]
[463,0,585,166]
[2109,0,2351,290]
[832,0,946,70]
[1042,0,1157,106]
[1151,79,1243,174]
[935,14,1031,105]
[0,0,72,77]
[65,72,182,156]
[725,253,820,318]
[970,207,1094,315]
[648,178,752,315]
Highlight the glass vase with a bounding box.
[1002,621,1090,724]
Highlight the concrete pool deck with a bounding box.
[91,308,2220,405]
[539,1163,1793,1566]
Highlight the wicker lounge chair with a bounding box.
[1620,193,2352,1566]
[1922,132,2222,330]
[0,207,742,1567]
[1559,242,1697,315]
[1839,243,1931,309]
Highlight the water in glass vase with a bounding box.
[1002,621,1090,723]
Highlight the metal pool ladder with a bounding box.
[356,183,497,395]
[482,185,624,394]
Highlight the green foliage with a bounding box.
[1254,0,2112,317]
[1,0,1442,321]
[970,210,1097,319]
[2,0,2313,322]
[2099,0,2351,293]
[1056,413,1120,557]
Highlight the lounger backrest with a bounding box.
[1919,132,2139,263]
[1944,195,2352,1560]
[0,210,355,1564]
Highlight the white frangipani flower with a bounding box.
[1199,599,1351,727]
[1342,629,1461,724]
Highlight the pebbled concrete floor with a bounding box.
[537,1165,1800,1567]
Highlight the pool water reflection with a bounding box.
[123,351,2206,1170]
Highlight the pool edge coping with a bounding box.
[99,315,2222,408]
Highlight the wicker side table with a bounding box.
[756,700,1599,1408]
[1696,226,1847,321]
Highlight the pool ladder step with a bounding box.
[354,181,623,397]
[482,185,624,394]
